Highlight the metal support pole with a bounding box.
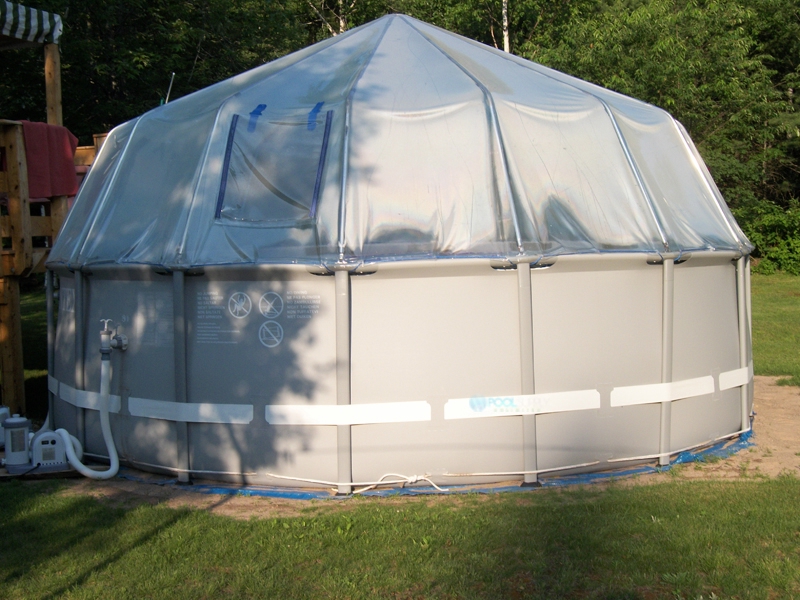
[335,268,352,494]
[46,270,55,427]
[74,271,85,445]
[173,271,191,483]
[736,256,749,430]
[658,258,674,466]
[744,256,753,409]
[517,262,537,483]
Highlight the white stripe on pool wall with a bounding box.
[50,360,752,428]
[58,382,122,414]
[48,374,59,395]
[719,362,754,391]
[129,398,254,424]
[444,390,600,420]
[265,401,432,426]
[51,376,253,424]
[610,376,714,407]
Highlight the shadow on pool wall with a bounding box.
[49,251,751,489]
[51,267,333,485]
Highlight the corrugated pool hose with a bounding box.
[57,321,126,480]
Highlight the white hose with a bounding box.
[31,417,83,460]
[68,433,84,461]
[56,357,118,479]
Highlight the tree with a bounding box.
[502,0,509,52]
[531,0,793,211]
[0,0,306,143]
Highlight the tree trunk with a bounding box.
[338,0,346,34]
[502,0,510,53]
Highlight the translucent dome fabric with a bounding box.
[48,14,751,269]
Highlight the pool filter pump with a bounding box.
[1,322,125,478]
[2,414,71,475]
[3,415,31,471]
[30,430,70,472]
[0,405,10,449]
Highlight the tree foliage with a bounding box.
[530,0,790,207]
[0,0,307,140]
[522,0,799,266]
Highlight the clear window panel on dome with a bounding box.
[215,107,333,226]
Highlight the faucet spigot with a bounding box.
[99,319,128,353]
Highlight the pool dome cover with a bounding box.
[48,14,751,269]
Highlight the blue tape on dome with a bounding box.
[247,104,267,132]
[308,102,325,131]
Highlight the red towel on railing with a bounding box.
[21,121,79,198]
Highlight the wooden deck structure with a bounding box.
[0,2,73,414]
[0,120,73,414]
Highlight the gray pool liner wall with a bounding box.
[111,429,754,500]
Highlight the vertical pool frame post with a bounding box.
[736,256,749,430]
[173,270,191,483]
[46,270,55,426]
[335,268,352,494]
[517,261,537,483]
[659,257,675,466]
[74,270,86,445]
[744,256,753,409]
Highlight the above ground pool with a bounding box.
[47,15,754,492]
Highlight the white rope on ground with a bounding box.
[262,471,449,493]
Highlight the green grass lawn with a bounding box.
[751,272,800,385]
[20,283,48,420]
[1,477,799,599]
[4,272,799,599]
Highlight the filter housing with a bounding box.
[0,406,10,449]
[30,430,70,472]
[2,415,30,468]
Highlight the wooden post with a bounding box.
[93,133,107,155]
[2,125,32,277]
[44,43,63,127]
[0,122,32,414]
[50,196,70,242]
[0,277,25,414]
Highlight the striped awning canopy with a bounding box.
[0,1,62,50]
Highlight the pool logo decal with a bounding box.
[469,396,517,414]
[469,396,487,412]
[448,391,601,419]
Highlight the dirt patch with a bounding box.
[668,376,800,480]
[48,376,800,519]
[602,376,800,490]
[57,478,331,518]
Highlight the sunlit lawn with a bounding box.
[751,272,800,385]
[1,477,800,599]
